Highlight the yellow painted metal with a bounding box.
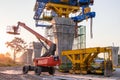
[62,47,112,74]
[46,3,80,17]
[84,7,91,14]
[95,70,103,73]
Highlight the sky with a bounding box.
[0,0,120,53]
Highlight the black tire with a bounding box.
[34,66,41,75]
[48,67,55,75]
[23,66,29,74]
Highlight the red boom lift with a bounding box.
[7,21,61,75]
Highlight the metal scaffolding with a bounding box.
[73,25,86,49]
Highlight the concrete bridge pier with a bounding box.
[52,17,75,70]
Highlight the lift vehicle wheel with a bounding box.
[48,67,55,75]
[23,66,29,74]
[34,66,42,75]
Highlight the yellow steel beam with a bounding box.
[62,47,112,64]
[62,47,111,55]
[87,53,99,65]
[46,3,80,17]
[82,53,91,63]
[61,47,112,74]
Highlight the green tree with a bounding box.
[6,37,28,62]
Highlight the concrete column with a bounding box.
[52,17,75,64]
[111,47,119,66]
[19,52,27,64]
[26,49,33,65]
[19,49,33,64]
[33,42,42,58]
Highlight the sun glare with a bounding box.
[0,44,8,54]
[0,30,14,54]
[0,39,8,54]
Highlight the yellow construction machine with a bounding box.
[62,47,113,77]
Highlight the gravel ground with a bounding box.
[0,73,22,80]
[0,66,120,80]
[0,66,41,80]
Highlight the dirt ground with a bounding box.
[0,66,120,80]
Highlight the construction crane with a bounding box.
[7,21,61,75]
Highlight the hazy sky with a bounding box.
[0,0,120,53]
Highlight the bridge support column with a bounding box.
[52,17,75,71]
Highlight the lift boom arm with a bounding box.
[11,21,56,56]
[17,22,53,46]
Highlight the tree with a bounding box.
[6,37,28,62]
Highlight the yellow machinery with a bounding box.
[45,3,80,17]
[62,47,113,76]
